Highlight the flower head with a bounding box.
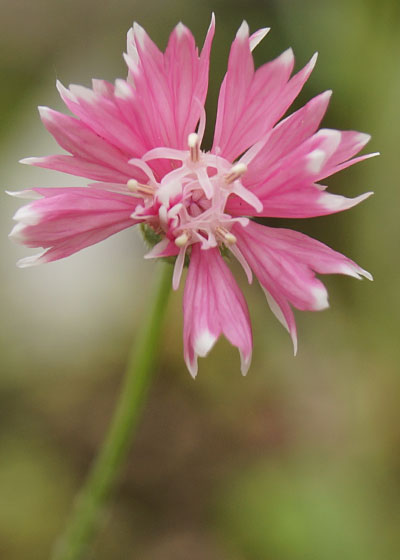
[9,16,375,376]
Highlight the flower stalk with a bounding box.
[52,263,173,560]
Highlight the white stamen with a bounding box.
[167,203,183,220]
[127,179,154,196]
[196,102,206,142]
[225,163,247,184]
[175,231,190,247]
[158,205,168,229]
[188,133,201,163]
[216,226,237,245]
[172,246,187,290]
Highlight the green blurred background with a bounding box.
[1,0,398,558]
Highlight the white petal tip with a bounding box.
[356,132,371,146]
[9,222,26,242]
[174,22,188,38]
[236,20,250,40]
[319,190,373,212]
[307,149,327,174]
[19,157,43,165]
[318,128,342,141]
[6,190,41,200]
[133,22,146,48]
[56,80,76,101]
[240,352,252,376]
[312,286,329,310]
[38,106,53,121]
[115,79,132,99]
[186,359,198,379]
[55,79,66,91]
[280,47,294,66]
[249,27,270,51]
[290,331,298,356]
[343,264,373,281]
[194,330,217,358]
[16,254,44,268]
[69,84,95,103]
[13,205,41,225]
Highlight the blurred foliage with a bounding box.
[0,0,398,558]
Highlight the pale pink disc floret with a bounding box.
[9,16,376,376]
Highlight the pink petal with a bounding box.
[220,48,296,161]
[249,27,270,51]
[235,222,329,312]
[57,81,148,157]
[248,127,372,196]
[21,106,146,184]
[262,286,298,355]
[144,238,179,259]
[183,245,252,377]
[234,221,372,348]
[9,187,139,265]
[227,183,373,219]
[227,128,373,218]
[123,17,215,151]
[37,106,137,175]
[20,155,135,184]
[315,131,377,180]
[212,21,318,161]
[91,78,115,98]
[242,90,332,183]
[212,21,255,159]
[164,17,215,146]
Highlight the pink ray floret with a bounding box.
[9,15,376,376]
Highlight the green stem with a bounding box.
[52,263,173,560]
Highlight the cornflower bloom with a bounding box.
[9,16,375,376]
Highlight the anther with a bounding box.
[127,179,154,196]
[175,231,190,247]
[188,133,201,163]
[216,226,237,245]
[225,162,247,184]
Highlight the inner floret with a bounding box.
[127,133,262,289]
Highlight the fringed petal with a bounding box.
[183,245,252,377]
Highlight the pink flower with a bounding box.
[9,16,376,376]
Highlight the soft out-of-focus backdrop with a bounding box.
[0,0,397,558]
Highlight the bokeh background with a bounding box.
[0,0,398,558]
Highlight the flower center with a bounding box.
[129,133,262,253]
